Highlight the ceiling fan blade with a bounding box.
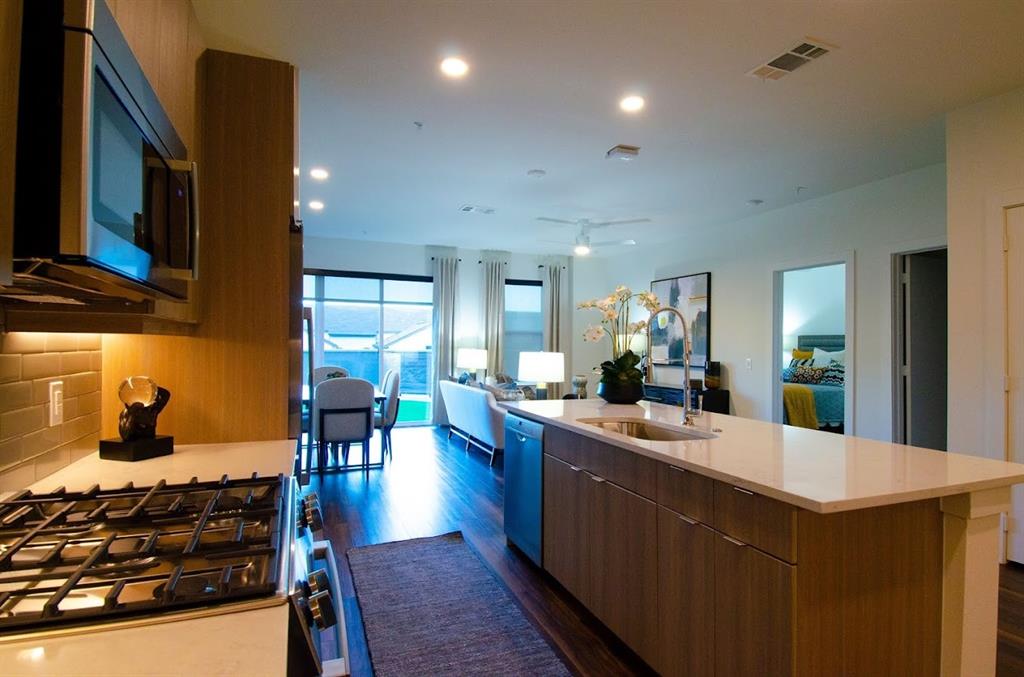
[590,238,637,247]
[535,217,578,225]
[589,218,651,227]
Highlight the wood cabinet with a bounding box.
[714,532,795,676]
[657,507,714,677]
[543,454,588,604]
[588,475,659,665]
[538,425,943,676]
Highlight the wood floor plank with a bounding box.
[311,425,1022,677]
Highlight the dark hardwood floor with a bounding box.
[311,425,1024,676]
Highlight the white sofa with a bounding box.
[438,380,505,465]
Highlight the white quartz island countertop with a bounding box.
[501,399,1024,513]
[0,440,297,677]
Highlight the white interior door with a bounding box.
[1006,205,1024,562]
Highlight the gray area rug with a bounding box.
[347,531,571,676]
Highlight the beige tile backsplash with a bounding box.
[0,333,103,491]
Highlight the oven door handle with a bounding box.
[313,540,350,677]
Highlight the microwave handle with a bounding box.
[167,159,200,281]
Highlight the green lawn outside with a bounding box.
[397,399,430,424]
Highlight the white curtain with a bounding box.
[431,257,459,425]
[482,260,505,375]
[542,264,568,399]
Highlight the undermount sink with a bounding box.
[578,417,718,442]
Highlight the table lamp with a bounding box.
[518,351,565,400]
[456,348,488,381]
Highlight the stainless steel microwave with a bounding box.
[11,0,198,303]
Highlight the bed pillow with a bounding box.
[789,348,814,368]
[790,365,825,384]
[820,360,845,386]
[812,347,845,367]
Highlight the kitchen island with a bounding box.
[0,440,299,677]
[502,399,1024,677]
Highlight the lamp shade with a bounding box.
[456,348,488,370]
[518,351,565,383]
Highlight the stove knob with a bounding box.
[308,590,336,630]
[304,501,324,532]
[307,568,330,595]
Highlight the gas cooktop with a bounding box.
[0,473,291,637]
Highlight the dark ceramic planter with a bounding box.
[596,379,645,405]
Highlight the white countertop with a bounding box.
[502,399,1024,513]
[0,439,297,676]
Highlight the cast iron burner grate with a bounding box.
[0,473,288,636]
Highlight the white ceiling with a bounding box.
[193,0,1024,257]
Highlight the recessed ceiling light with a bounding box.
[619,95,645,113]
[309,167,329,181]
[308,200,324,211]
[747,198,764,206]
[440,57,469,78]
[573,244,592,256]
[527,169,547,178]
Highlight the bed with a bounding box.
[782,334,845,432]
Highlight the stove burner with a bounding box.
[154,575,218,600]
[0,473,286,636]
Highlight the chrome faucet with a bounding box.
[646,306,700,425]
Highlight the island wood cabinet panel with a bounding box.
[544,424,657,499]
[587,475,659,666]
[712,480,798,563]
[542,454,588,604]
[714,533,795,676]
[657,463,714,523]
[657,507,715,677]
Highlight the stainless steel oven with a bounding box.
[12,0,198,302]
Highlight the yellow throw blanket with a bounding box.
[783,384,819,429]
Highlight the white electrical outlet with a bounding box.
[745,358,752,371]
[49,381,64,426]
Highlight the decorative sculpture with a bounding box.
[118,376,171,441]
[100,376,174,462]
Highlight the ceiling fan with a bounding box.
[536,216,649,256]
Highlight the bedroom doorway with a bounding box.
[892,248,948,451]
[772,260,852,434]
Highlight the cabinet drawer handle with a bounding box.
[676,513,697,525]
[515,434,527,443]
[589,476,606,483]
[722,535,746,547]
[569,465,581,472]
[732,486,755,496]
[668,465,686,474]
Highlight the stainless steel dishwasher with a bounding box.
[503,413,544,566]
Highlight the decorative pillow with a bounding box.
[812,348,845,367]
[781,367,795,382]
[790,366,825,384]
[792,349,813,360]
[820,359,845,386]
[789,357,813,368]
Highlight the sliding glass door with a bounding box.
[304,271,433,425]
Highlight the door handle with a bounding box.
[515,434,527,443]
[732,486,755,496]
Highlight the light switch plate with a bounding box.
[745,358,752,371]
[49,381,64,427]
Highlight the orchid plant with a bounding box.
[578,286,660,385]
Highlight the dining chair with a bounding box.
[310,377,377,471]
[313,365,349,387]
[375,371,401,457]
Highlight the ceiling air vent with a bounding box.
[459,204,495,215]
[748,38,835,80]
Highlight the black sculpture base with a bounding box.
[99,435,174,462]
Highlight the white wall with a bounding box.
[573,163,947,440]
[304,235,571,382]
[781,264,846,350]
[946,86,1024,460]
